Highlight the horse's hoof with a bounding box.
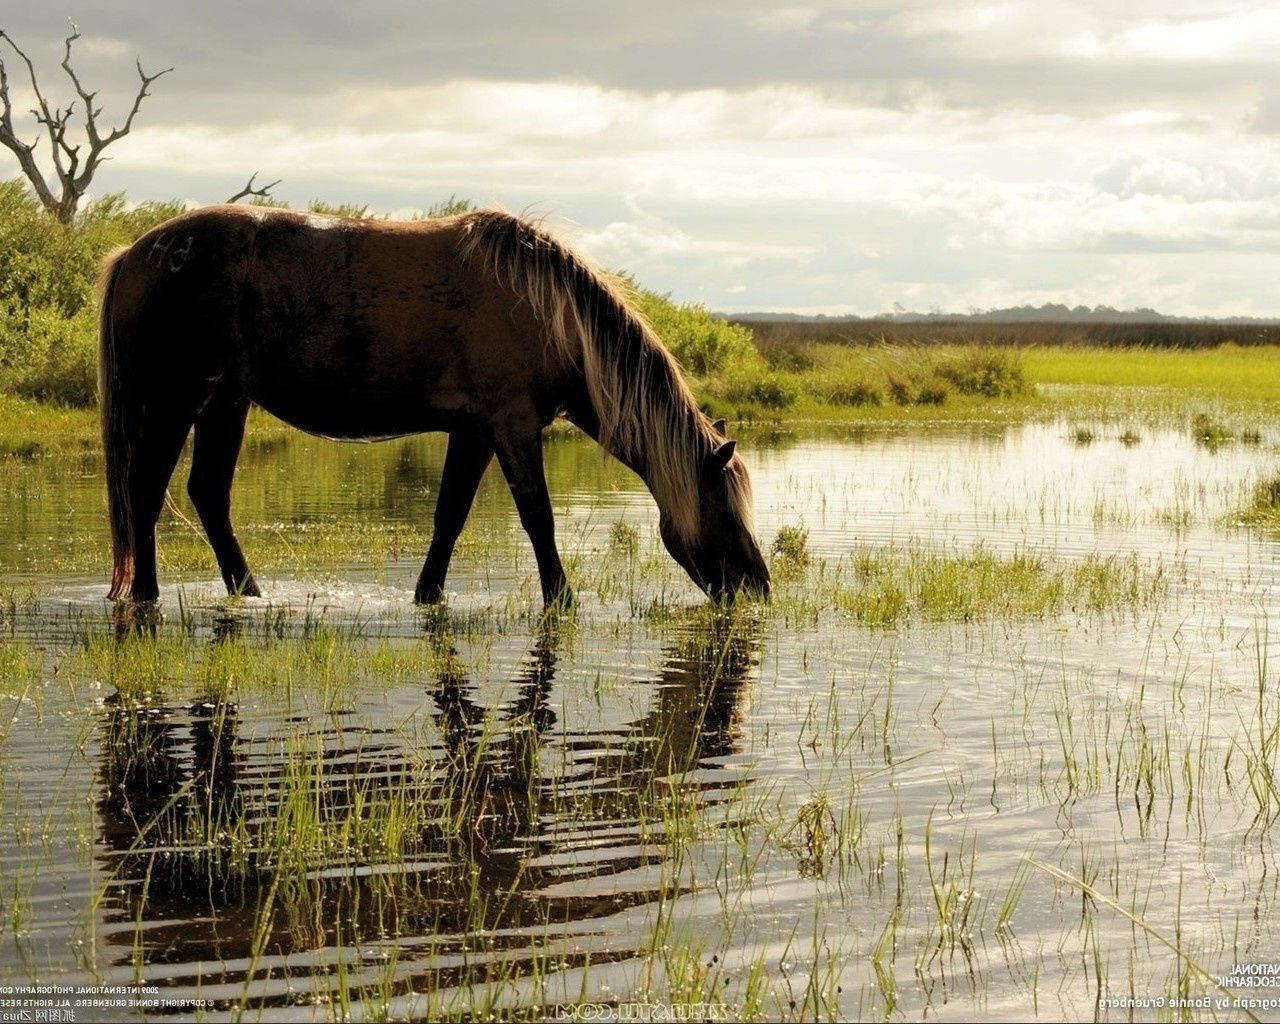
[231,577,261,598]
[542,588,575,611]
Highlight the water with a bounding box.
[2,420,1280,1021]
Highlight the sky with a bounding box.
[2,2,1279,316]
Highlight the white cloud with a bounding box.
[1095,9,1280,61]
[749,6,821,33]
[581,220,814,266]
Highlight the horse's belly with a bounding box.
[246,362,467,439]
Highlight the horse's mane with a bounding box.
[459,209,753,545]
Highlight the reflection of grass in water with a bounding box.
[44,607,770,1014]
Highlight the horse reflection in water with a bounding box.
[92,614,760,1009]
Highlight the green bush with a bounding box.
[760,339,817,372]
[0,183,184,406]
[751,377,797,408]
[931,347,1027,398]
[826,379,883,407]
[630,284,756,376]
[886,373,949,406]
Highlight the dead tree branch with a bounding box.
[226,171,280,204]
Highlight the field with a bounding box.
[2,324,1280,1022]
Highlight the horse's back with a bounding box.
[112,205,555,437]
[235,209,500,435]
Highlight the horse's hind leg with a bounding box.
[415,426,493,604]
[491,409,571,607]
[188,395,259,597]
[126,411,195,603]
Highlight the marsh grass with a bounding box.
[705,343,1030,420]
[794,545,1169,627]
[1232,474,1280,528]
[1191,412,1233,448]
[8,340,1280,463]
[769,525,810,580]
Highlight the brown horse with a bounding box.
[97,205,770,606]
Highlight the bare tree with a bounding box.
[0,22,172,223]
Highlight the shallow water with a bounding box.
[3,420,1280,1021]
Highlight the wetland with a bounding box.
[4,396,1280,1021]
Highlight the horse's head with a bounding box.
[660,437,771,600]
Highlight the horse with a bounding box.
[97,205,771,607]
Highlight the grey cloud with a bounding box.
[0,2,1268,128]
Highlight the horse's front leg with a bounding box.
[491,409,572,608]
[415,425,494,604]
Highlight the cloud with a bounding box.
[581,220,814,265]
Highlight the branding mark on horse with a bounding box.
[147,233,195,272]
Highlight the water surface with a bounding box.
[2,420,1280,1021]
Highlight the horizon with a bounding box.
[3,2,1279,318]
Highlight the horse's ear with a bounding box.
[708,440,736,472]
[712,418,727,435]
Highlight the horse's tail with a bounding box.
[98,246,134,600]
[458,209,712,543]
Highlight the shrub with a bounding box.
[886,373,949,407]
[826,379,883,407]
[914,378,950,406]
[630,284,756,376]
[0,183,186,406]
[743,375,797,409]
[932,347,1027,397]
[760,339,817,372]
[0,183,475,408]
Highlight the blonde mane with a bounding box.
[459,209,754,544]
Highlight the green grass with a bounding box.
[1024,343,1280,406]
[770,544,1168,627]
[0,393,99,456]
[699,343,1032,422]
[1235,475,1280,528]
